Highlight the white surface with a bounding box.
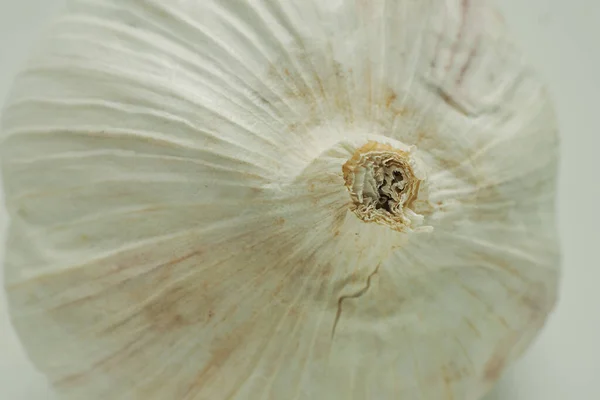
[0,1,598,399]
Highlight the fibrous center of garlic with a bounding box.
[342,141,429,233]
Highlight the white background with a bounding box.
[1,1,598,399]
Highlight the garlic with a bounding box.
[0,0,560,399]
[342,140,430,233]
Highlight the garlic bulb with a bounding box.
[0,0,560,399]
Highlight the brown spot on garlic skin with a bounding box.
[481,326,525,385]
[463,317,482,338]
[419,358,473,399]
[518,281,554,319]
[320,268,333,278]
[385,90,398,108]
[142,284,203,332]
[287,306,300,317]
[331,208,347,233]
[481,310,550,387]
[436,86,472,116]
[483,353,506,383]
[441,365,458,400]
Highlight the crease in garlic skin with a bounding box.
[0,0,559,399]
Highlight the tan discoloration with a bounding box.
[61,274,233,390]
[459,283,511,330]
[440,362,469,399]
[342,141,426,232]
[142,284,202,332]
[446,0,472,73]
[483,325,528,384]
[483,353,505,383]
[464,317,482,338]
[441,365,455,399]
[264,46,432,144]
[46,250,203,318]
[385,90,398,108]
[331,209,347,232]
[261,41,491,231]
[287,306,301,317]
[414,129,429,146]
[469,250,523,280]
[320,267,333,278]
[184,334,240,397]
[498,315,511,329]
[438,87,471,116]
[482,346,510,385]
[356,0,375,17]
[342,142,409,185]
[519,281,554,319]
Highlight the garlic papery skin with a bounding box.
[342,140,430,232]
[0,1,560,400]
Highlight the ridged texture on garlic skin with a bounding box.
[0,0,559,399]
